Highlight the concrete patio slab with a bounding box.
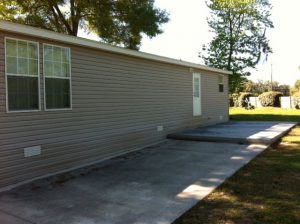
[168,121,297,144]
[0,210,33,224]
[0,121,296,224]
[0,140,268,224]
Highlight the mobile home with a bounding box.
[0,20,231,190]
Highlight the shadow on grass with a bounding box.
[173,128,300,224]
[230,114,300,122]
[173,148,300,224]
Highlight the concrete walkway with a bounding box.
[168,121,296,144]
[0,122,296,224]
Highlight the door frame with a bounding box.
[193,73,201,116]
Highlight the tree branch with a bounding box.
[51,2,74,35]
[49,6,63,32]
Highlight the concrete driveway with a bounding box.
[0,122,296,224]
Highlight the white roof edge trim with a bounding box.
[0,20,232,75]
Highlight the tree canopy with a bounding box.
[200,0,274,93]
[1,0,169,50]
[242,80,290,96]
[291,80,300,95]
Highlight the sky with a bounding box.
[80,0,300,86]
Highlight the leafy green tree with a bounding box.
[291,80,300,95]
[0,0,19,20]
[1,0,169,50]
[200,0,274,93]
[276,84,290,96]
[243,80,255,93]
[294,80,300,91]
[242,80,290,96]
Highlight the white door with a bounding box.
[193,73,201,116]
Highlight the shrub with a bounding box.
[258,91,283,107]
[293,92,300,109]
[238,92,252,108]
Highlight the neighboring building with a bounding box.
[0,20,231,190]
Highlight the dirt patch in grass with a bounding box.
[173,126,300,224]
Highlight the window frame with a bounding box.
[5,37,41,113]
[218,74,224,93]
[43,43,72,111]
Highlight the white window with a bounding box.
[5,38,40,112]
[218,75,224,93]
[43,44,71,110]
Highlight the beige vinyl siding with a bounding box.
[0,31,229,189]
[202,72,229,124]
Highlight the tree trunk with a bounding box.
[227,19,234,71]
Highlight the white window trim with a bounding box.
[4,37,41,113]
[43,43,72,111]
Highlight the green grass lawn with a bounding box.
[173,125,300,224]
[230,107,300,122]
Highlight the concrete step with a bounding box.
[168,121,297,145]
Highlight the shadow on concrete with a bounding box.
[0,141,267,224]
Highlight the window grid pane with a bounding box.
[7,76,39,111]
[18,58,28,75]
[45,78,71,109]
[44,45,70,78]
[53,62,62,77]
[53,47,62,62]
[6,39,17,57]
[29,59,38,76]
[5,38,39,111]
[62,48,70,62]
[18,41,28,58]
[219,84,224,93]
[7,57,17,74]
[218,75,224,93]
[45,60,53,77]
[28,43,38,59]
[6,39,39,76]
[44,45,53,61]
[44,44,71,109]
[194,77,200,97]
[218,75,224,84]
